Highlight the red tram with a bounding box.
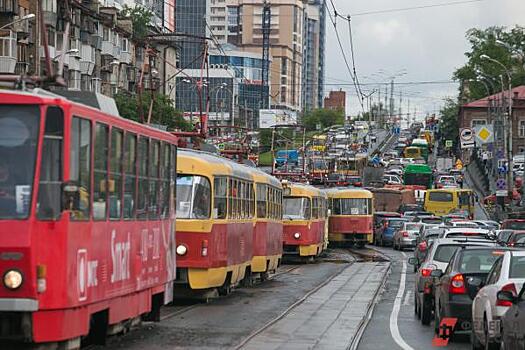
[0,90,177,347]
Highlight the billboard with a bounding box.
[259,109,298,129]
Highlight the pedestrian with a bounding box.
[482,151,488,169]
[457,175,464,189]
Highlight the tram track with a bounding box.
[347,246,390,263]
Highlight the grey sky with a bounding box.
[325,0,525,121]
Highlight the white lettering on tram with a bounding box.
[111,230,131,283]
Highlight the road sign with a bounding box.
[460,140,475,149]
[460,128,474,141]
[445,140,453,148]
[497,149,505,159]
[496,178,507,191]
[474,125,494,144]
[496,190,508,197]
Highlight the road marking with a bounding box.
[403,290,412,306]
[389,252,415,350]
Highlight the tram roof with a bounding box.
[177,149,253,180]
[285,182,327,198]
[325,188,374,199]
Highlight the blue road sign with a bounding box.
[496,178,507,191]
[497,149,504,159]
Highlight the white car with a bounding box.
[439,227,491,238]
[472,251,525,348]
[383,174,402,185]
[443,221,481,229]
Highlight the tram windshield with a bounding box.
[331,198,372,215]
[176,175,211,219]
[283,197,311,220]
[0,105,40,220]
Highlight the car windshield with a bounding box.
[433,245,461,263]
[459,249,503,273]
[424,228,446,238]
[509,256,525,278]
[284,197,311,219]
[332,198,372,215]
[388,219,407,228]
[0,105,40,220]
[428,192,453,202]
[506,221,525,230]
[405,223,421,231]
[176,175,211,219]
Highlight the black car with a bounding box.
[398,203,423,214]
[498,282,525,349]
[432,247,512,335]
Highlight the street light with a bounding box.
[495,40,525,61]
[53,49,79,60]
[0,14,35,31]
[480,54,514,198]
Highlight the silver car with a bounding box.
[393,222,421,250]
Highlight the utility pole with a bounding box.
[389,79,394,124]
[261,1,271,110]
[384,85,388,128]
[407,98,410,129]
[398,91,402,125]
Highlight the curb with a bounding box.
[347,260,392,350]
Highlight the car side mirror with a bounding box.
[497,290,517,304]
[407,257,417,265]
[430,269,443,278]
[62,182,80,212]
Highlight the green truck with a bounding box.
[403,164,433,189]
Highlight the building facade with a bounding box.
[324,89,346,111]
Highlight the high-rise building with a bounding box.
[176,0,208,69]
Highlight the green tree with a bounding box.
[439,98,460,148]
[121,5,153,39]
[454,26,525,100]
[114,92,191,131]
[302,108,345,131]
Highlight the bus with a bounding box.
[423,189,475,218]
[404,146,422,159]
[411,138,429,161]
[0,89,178,346]
[282,182,327,259]
[326,188,374,247]
[403,164,433,189]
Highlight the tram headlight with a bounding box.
[293,232,301,239]
[3,270,23,290]
[176,245,188,256]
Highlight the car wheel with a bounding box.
[421,297,432,326]
[471,329,483,350]
[484,317,499,350]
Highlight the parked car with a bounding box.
[375,217,409,246]
[498,282,525,349]
[472,250,525,349]
[393,222,422,250]
[432,247,510,336]
[409,238,496,325]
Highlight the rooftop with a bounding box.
[462,85,525,108]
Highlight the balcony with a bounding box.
[120,51,131,65]
[80,44,95,75]
[112,45,121,59]
[14,61,28,75]
[101,40,113,56]
[0,31,17,73]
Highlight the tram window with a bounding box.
[70,117,91,220]
[176,175,210,219]
[93,124,109,220]
[123,133,136,219]
[312,198,318,219]
[159,142,170,219]
[170,145,177,213]
[332,198,371,215]
[109,128,123,220]
[149,140,160,219]
[137,137,149,219]
[257,184,266,218]
[214,177,227,219]
[37,106,64,220]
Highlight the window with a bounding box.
[284,197,311,220]
[37,107,63,220]
[159,142,171,219]
[123,133,136,219]
[137,137,149,219]
[70,117,91,220]
[433,245,460,263]
[459,249,502,273]
[510,256,525,278]
[149,140,160,219]
[214,177,228,219]
[93,124,109,220]
[176,175,211,219]
[331,198,372,215]
[519,120,525,138]
[428,192,453,202]
[256,184,267,218]
[109,128,123,220]
[281,58,287,75]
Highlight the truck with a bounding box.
[371,188,416,212]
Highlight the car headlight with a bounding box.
[3,270,23,290]
[176,245,188,256]
[294,232,301,239]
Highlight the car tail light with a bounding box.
[37,264,46,293]
[418,241,427,252]
[496,283,517,307]
[201,240,208,257]
[401,231,409,237]
[449,274,466,294]
[421,268,433,277]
